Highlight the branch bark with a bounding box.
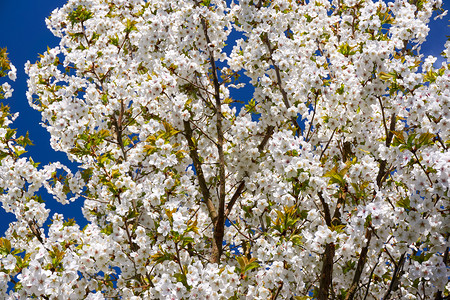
[318,243,335,300]
[318,192,336,300]
[345,229,373,300]
[383,252,406,300]
[262,34,302,136]
[435,244,449,300]
[376,112,396,187]
[225,125,275,217]
[183,120,218,225]
[201,17,226,264]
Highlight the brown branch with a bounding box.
[411,150,434,186]
[435,241,449,300]
[345,229,373,300]
[256,0,263,9]
[272,282,284,300]
[305,98,318,142]
[363,251,383,300]
[226,125,274,217]
[201,17,226,264]
[183,120,218,224]
[317,192,336,300]
[319,128,336,161]
[226,217,254,242]
[383,252,405,300]
[225,181,245,217]
[174,242,185,275]
[376,113,396,187]
[262,34,302,136]
[318,192,332,227]
[111,99,127,162]
[435,133,448,151]
[258,125,275,152]
[189,120,218,146]
[318,243,336,300]
[377,97,389,141]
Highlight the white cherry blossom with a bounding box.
[0,0,448,299]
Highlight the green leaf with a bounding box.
[68,5,94,26]
[236,256,259,274]
[200,0,211,6]
[342,260,356,274]
[101,223,113,235]
[109,35,120,47]
[0,238,12,255]
[407,133,417,148]
[0,151,8,160]
[423,70,437,83]
[14,281,23,292]
[63,218,76,227]
[243,261,260,273]
[151,245,175,264]
[244,98,258,114]
[5,128,15,140]
[417,132,435,147]
[289,234,303,245]
[396,197,410,210]
[379,72,393,81]
[16,131,34,147]
[124,19,138,33]
[338,43,357,56]
[391,130,405,146]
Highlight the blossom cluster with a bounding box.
[0,0,449,299]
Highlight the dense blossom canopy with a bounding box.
[0,0,449,299]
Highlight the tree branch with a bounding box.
[376,113,396,187]
[201,17,226,264]
[319,128,336,161]
[363,251,383,300]
[306,92,319,142]
[262,34,302,136]
[383,252,405,300]
[318,243,335,300]
[226,125,274,217]
[183,120,218,224]
[345,229,372,300]
[318,192,336,300]
[435,244,449,300]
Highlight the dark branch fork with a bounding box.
[181,8,278,262]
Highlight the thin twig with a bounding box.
[319,128,337,161]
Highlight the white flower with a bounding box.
[2,254,16,271]
[0,0,447,298]
[315,225,337,244]
[157,220,171,236]
[8,64,17,81]
[1,82,13,98]
[85,292,105,300]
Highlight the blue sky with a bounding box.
[0,1,449,234]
